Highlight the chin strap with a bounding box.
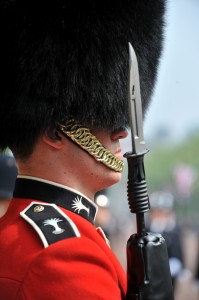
[57,120,124,172]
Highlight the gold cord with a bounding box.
[58,120,124,172]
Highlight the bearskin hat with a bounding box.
[0,0,166,157]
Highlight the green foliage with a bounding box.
[144,132,199,222]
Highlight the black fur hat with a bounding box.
[1,0,166,156]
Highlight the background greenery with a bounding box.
[144,131,199,226]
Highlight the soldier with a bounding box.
[0,154,18,217]
[147,191,184,288]
[0,1,166,299]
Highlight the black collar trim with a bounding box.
[13,178,97,224]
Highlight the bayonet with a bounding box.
[125,43,174,300]
[124,43,150,228]
[128,42,147,155]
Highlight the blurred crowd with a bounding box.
[95,189,199,300]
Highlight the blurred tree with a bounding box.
[145,132,199,223]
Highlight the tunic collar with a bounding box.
[13,177,98,224]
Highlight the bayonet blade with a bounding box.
[128,43,147,155]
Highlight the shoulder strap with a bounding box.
[20,202,80,247]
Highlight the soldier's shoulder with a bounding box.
[20,202,80,247]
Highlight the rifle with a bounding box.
[124,43,174,300]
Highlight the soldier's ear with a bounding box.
[42,130,64,150]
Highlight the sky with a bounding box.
[143,0,199,143]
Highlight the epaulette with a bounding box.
[20,202,80,248]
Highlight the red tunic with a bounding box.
[0,178,127,300]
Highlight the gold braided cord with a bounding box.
[58,120,124,172]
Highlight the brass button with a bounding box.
[34,205,44,213]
